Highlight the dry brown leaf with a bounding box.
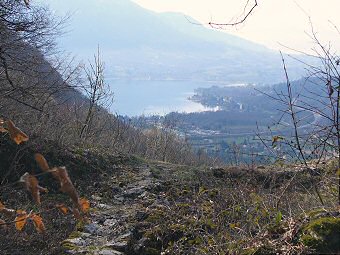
[20,172,47,205]
[34,153,50,172]
[72,208,81,220]
[56,204,69,215]
[48,167,62,182]
[79,198,90,213]
[30,214,45,233]
[6,120,29,144]
[0,201,4,210]
[35,157,80,208]
[54,167,79,206]
[15,210,28,231]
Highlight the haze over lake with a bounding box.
[42,0,311,118]
[108,79,223,116]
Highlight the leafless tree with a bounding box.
[79,47,113,140]
[257,31,340,205]
[0,0,73,113]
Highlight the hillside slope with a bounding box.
[46,0,306,84]
[1,137,338,254]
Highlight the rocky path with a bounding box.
[62,163,167,255]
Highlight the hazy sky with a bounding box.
[133,0,340,53]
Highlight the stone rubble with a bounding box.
[62,165,165,255]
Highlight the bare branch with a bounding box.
[208,0,258,28]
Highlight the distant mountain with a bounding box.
[48,0,308,84]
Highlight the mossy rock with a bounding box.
[300,217,340,253]
[68,231,82,239]
[61,241,79,251]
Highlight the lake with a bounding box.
[107,79,224,116]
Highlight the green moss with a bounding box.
[87,245,99,251]
[188,236,203,246]
[242,248,257,255]
[69,231,82,238]
[146,210,165,223]
[300,217,340,253]
[88,207,98,213]
[200,218,217,231]
[180,189,190,195]
[177,203,191,208]
[306,208,328,218]
[75,220,86,231]
[128,155,146,166]
[208,189,219,198]
[150,167,161,178]
[169,223,187,232]
[144,226,162,238]
[61,241,79,251]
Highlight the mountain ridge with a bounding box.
[45,0,307,84]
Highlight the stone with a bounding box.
[91,195,102,201]
[105,241,128,252]
[148,182,163,192]
[104,218,117,227]
[139,191,149,198]
[98,249,124,255]
[132,237,148,253]
[97,203,114,210]
[80,232,92,238]
[84,223,100,234]
[114,195,125,201]
[117,231,132,240]
[124,187,145,198]
[63,237,87,247]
